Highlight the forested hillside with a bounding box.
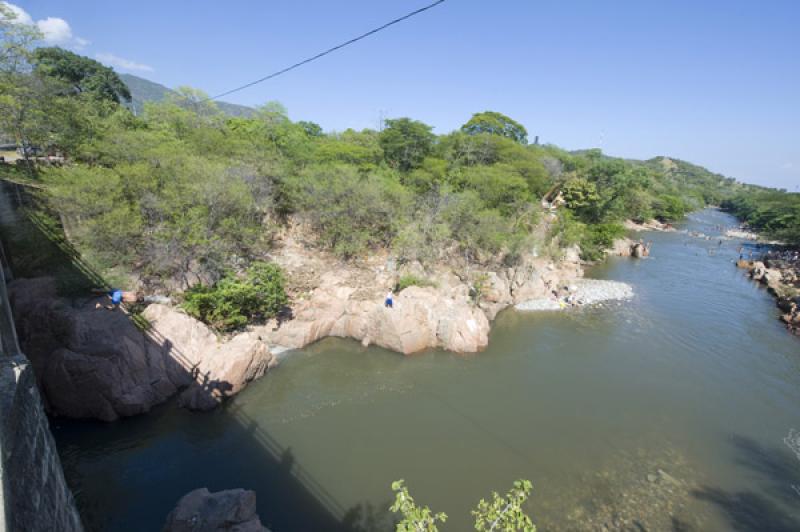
[0,11,752,296]
[119,73,255,118]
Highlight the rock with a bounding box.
[657,469,681,487]
[762,269,783,291]
[263,277,490,355]
[647,474,658,483]
[608,238,634,257]
[163,488,269,532]
[9,277,185,421]
[142,304,276,411]
[749,261,767,281]
[631,242,649,258]
[9,277,274,421]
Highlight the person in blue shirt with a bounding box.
[385,290,393,309]
[110,289,123,306]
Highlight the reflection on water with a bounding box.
[52,210,800,531]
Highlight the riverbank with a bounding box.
[737,254,800,336]
[52,208,800,532]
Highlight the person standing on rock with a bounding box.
[385,290,394,309]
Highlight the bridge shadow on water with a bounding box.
[0,178,393,531]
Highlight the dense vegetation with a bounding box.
[182,262,288,332]
[722,188,800,246]
[1,6,758,304]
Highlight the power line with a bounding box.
[205,0,446,102]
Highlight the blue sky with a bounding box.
[8,1,799,189]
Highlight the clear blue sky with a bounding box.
[10,0,800,189]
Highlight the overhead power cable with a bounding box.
[206,0,447,102]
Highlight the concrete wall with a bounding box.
[0,238,83,532]
[0,355,84,532]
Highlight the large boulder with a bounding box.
[264,279,490,355]
[142,304,276,411]
[9,277,275,420]
[163,488,269,532]
[9,277,185,421]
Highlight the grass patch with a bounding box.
[396,274,438,292]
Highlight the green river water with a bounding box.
[52,209,800,531]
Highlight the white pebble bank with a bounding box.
[515,279,634,311]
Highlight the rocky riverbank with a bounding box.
[7,219,649,422]
[737,254,800,336]
[8,277,277,421]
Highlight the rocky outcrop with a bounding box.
[142,304,276,410]
[737,259,800,336]
[261,249,584,354]
[262,272,490,354]
[624,219,675,232]
[163,488,269,532]
[9,277,275,420]
[8,277,186,421]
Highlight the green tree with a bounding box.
[461,111,528,145]
[561,177,599,212]
[33,47,131,103]
[379,117,435,171]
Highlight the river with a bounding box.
[52,209,800,531]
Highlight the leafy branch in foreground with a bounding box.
[390,480,448,532]
[390,479,535,532]
[472,479,534,532]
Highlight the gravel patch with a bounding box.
[515,279,633,311]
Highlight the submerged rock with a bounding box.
[163,488,269,532]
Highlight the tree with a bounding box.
[33,47,131,103]
[561,177,599,211]
[298,120,323,137]
[461,111,528,145]
[390,480,448,532]
[379,117,435,171]
[0,3,44,160]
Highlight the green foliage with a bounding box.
[580,222,626,261]
[396,275,437,292]
[652,194,687,221]
[390,480,448,532]
[473,479,535,532]
[33,47,131,103]
[379,117,436,171]
[2,46,749,305]
[462,111,528,145]
[285,165,409,258]
[182,262,288,332]
[561,177,599,211]
[470,272,490,306]
[390,479,535,532]
[722,189,800,246]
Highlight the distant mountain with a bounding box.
[119,73,255,118]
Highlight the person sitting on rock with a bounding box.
[385,290,394,309]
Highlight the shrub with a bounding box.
[396,274,437,292]
[285,165,409,259]
[580,222,626,261]
[182,262,288,332]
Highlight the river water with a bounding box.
[52,209,800,531]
